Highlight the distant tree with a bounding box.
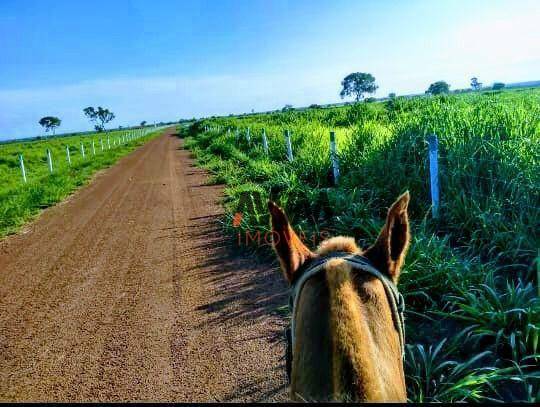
[83,106,115,132]
[309,104,321,109]
[492,82,505,90]
[282,104,294,112]
[340,72,378,101]
[38,116,61,137]
[388,92,396,99]
[470,77,483,91]
[83,107,97,127]
[426,81,450,95]
[364,97,377,103]
[140,120,147,127]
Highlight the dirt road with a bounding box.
[0,129,288,402]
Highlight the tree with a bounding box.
[38,116,61,137]
[282,104,294,112]
[492,82,505,90]
[426,81,450,95]
[470,77,482,91]
[388,92,396,99]
[140,121,147,127]
[83,106,115,132]
[340,72,378,101]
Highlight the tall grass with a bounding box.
[184,89,539,401]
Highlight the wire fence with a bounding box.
[1,126,167,188]
[202,125,540,214]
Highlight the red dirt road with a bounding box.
[0,129,288,402]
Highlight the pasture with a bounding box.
[183,88,540,402]
[0,128,163,237]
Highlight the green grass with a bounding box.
[182,88,539,402]
[0,128,163,237]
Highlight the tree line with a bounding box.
[339,73,506,102]
[38,106,150,139]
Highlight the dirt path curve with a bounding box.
[0,129,288,402]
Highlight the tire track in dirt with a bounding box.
[0,129,288,401]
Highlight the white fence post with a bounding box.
[100,138,104,151]
[19,154,27,183]
[262,128,269,155]
[330,131,340,185]
[246,127,251,144]
[428,134,440,219]
[285,130,293,161]
[46,148,53,173]
[92,140,96,155]
[107,137,111,149]
[81,143,85,159]
[66,146,71,165]
[235,129,239,143]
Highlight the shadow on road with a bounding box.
[173,144,290,401]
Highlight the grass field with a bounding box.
[183,88,539,402]
[0,128,164,238]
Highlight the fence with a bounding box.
[8,127,164,185]
[201,125,540,218]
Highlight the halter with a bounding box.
[285,252,406,382]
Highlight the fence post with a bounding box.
[427,134,439,219]
[81,143,86,159]
[235,129,239,143]
[107,137,111,149]
[284,130,293,161]
[92,140,96,155]
[19,154,27,183]
[100,138,104,151]
[246,127,251,144]
[66,146,71,165]
[46,148,53,173]
[262,129,269,155]
[330,131,340,185]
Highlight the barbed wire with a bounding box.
[449,190,540,212]
[441,173,538,191]
[440,154,538,167]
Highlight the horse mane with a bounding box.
[314,237,384,400]
[325,258,386,401]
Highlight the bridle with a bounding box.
[285,252,406,383]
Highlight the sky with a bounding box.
[1,0,539,140]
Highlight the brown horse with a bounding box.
[268,192,411,402]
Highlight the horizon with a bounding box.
[1,0,539,141]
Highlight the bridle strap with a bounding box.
[288,252,405,362]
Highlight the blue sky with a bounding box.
[1,0,539,140]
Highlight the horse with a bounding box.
[268,192,410,402]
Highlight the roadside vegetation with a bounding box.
[182,88,539,402]
[0,129,162,238]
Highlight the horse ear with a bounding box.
[363,191,410,283]
[268,201,314,284]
